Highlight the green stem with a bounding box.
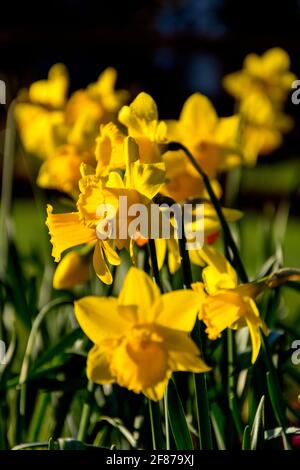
[147,239,168,449]
[0,101,16,277]
[148,400,164,450]
[148,239,162,290]
[178,222,213,450]
[227,329,243,436]
[169,142,248,283]
[164,390,170,450]
[77,380,95,442]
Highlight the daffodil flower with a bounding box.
[15,65,129,195]
[223,48,296,104]
[74,267,210,400]
[53,247,92,290]
[162,93,242,202]
[95,122,126,176]
[192,246,268,363]
[46,135,166,285]
[118,92,167,163]
[238,93,293,165]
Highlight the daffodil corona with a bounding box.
[75,267,210,400]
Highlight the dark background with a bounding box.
[1,0,300,210]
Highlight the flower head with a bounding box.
[162,93,242,201]
[223,48,296,104]
[74,267,210,400]
[118,92,167,163]
[192,246,268,363]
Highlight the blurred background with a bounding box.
[0,0,300,304]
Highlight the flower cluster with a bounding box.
[15,49,299,400]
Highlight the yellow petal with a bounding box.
[155,239,167,270]
[200,291,244,340]
[180,93,218,136]
[87,345,114,384]
[29,63,68,108]
[37,146,82,195]
[143,377,170,401]
[154,290,200,332]
[200,246,238,294]
[118,267,160,315]
[74,296,130,344]
[102,240,120,266]
[110,336,168,393]
[53,250,91,289]
[93,240,113,285]
[46,205,96,262]
[95,122,125,175]
[169,351,210,373]
[118,92,158,139]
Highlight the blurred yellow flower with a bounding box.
[65,67,128,152]
[118,92,167,163]
[53,248,92,290]
[95,122,125,176]
[15,65,129,195]
[75,267,210,400]
[192,246,268,363]
[37,144,88,196]
[238,93,293,165]
[162,93,242,201]
[28,63,69,108]
[223,48,296,104]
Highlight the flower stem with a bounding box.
[147,239,168,449]
[178,222,213,450]
[148,239,162,290]
[148,400,164,450]
[77,380,95,442]
[164,389,170,450]
[227,329,243,436]
[169,142,247,283]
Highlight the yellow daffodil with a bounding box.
[118,92,167,163]
[192,246,268,363]
[15,64,69,160]
[15,65,129,195]
[238,93,293,165]
[46,204,120,285]
[46,135,165,284]
[162,93,242,201]
[74,267,210,400]
[28,63,69,108]
[95,122,125,176]
[77,136,166,251]
[65,68,128,152]
[37,144,90,196]
[53,248,92,289]
[223,48,296,104]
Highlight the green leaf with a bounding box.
[167,379,193,450]
[242,425,251,450]
[250,395,265,450]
